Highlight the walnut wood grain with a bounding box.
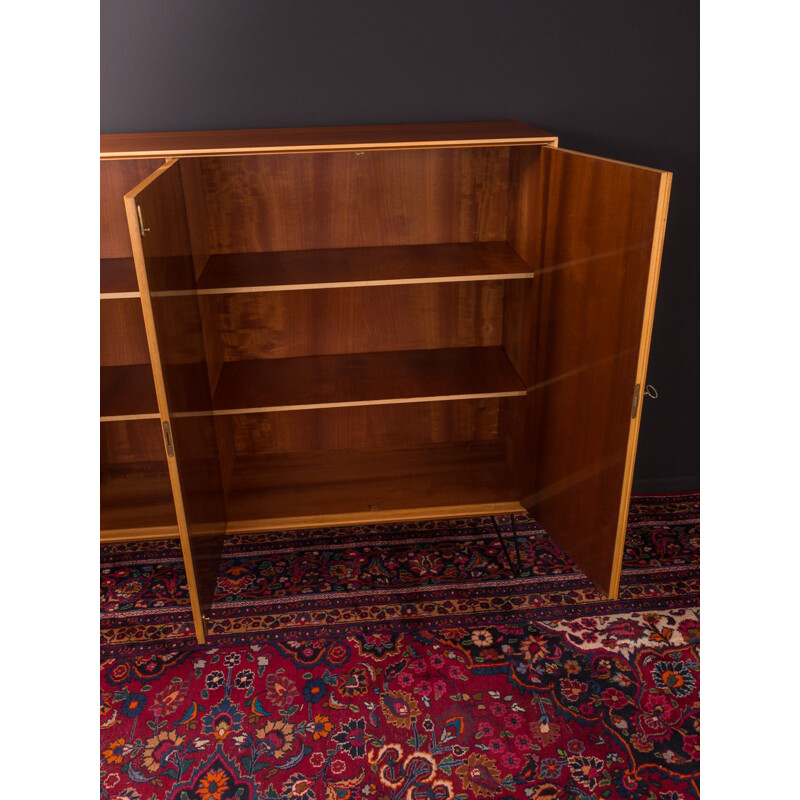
[100,298,151,367]
[100,365,159,420]
[211,347,525,414]
[101,121,556,158]
[230,400,500,456]
[101,419,167,465]
[203,281,504,363]
[197,148,511,254]
[101,159,166,258]
[225,442,519,531]
[100,461,178,535]
[100,258,139,296]
[524,147,671,598]
[196,242,533,293]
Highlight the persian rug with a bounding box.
[101,492,699,799]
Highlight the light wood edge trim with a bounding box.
[101,525,180,542]
[100,413,161,422]
[100,291,141,300]
[544,145,668,175]
[184,272,536,297]
[101,137,558,160]
[124,159,207,645]
[172,391,528,419]
[222,502,526,535]
[607,171,673,599]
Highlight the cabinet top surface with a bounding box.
[100,120,556,159]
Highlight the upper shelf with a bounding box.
[211,346,526,415]
[196,242,534,295]
[101,258,139,298]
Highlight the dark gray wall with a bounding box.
[101,0,699,492]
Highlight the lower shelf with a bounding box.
[224,441,522,532]
[100,461,178,540]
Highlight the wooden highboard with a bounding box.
[100,121,670,643]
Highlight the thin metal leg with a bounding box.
[491,515,522,577]
[510,514,523,574]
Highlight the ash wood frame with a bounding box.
[100,121,671,644]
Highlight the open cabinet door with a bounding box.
[125,159,227,643]
[524,146,671,597]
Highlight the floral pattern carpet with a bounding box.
[101,493,699,799]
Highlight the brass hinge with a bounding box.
[162,420,174,457]
[631,383,642,419]
[136,204,150,237]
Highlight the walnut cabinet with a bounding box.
[99,122,671,643]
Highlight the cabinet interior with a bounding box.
[100,144,545,535]
[186,145,543,529]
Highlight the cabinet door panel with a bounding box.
[125,159,227,643]
[525,147,671,597]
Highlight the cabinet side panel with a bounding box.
[502,146,544,493]
[507,145,544,270]
[198,148,511,253]
[526,148,670,597]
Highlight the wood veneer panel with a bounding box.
[198,148,511,253]
[100,258,139,296]
[231,400,500,456]
[125,159,228,643]
[206,282,504,362]
[101,159,166,259]
[100,461,178,534]
[501,146,545,496]
[100,298,150,366]
[503,145,544,385]
[225,442,519,531]
[525,147,671,598]
[101,419,166,465]
[507,145,544,270]
[100,365,159,420]
[182,158,228,396]
[179,159,213,281]
[196,242,532,293]
[212,347,526,414]
[101,121,556,158]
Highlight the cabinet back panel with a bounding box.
[207,282,504,361]
[231,400,500,457]
[100,298,151,366]
[101,419,166,465]
[198,148,512,253]
[101,159,166,259]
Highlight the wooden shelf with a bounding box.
[100,461,177,538]
[225,441,521,532]
[211,347,526,415]
[101,258,139,297]
[101,365,159,420]
[196,242,534,294]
